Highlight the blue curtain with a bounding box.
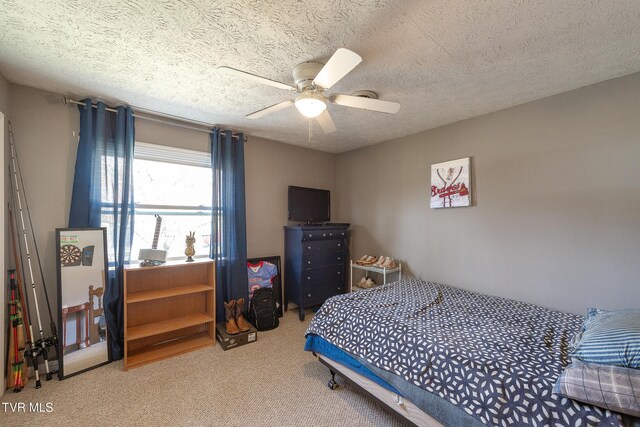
[69,100,135,360]
[210,128,248,322]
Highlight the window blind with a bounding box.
[135,141,211,168]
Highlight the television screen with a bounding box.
[288,186,330,223]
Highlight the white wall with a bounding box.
[336,72,640,315]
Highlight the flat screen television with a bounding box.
[288,186,330,223]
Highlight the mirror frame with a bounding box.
[56,227,111,379]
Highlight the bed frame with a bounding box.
[316,354,443,427]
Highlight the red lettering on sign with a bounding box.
[432,183,462,197]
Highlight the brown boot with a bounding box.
[224,300,240,335]
[234,298,251,332]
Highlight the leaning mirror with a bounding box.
[56,227,111,379]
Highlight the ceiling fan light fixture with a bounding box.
[295,91,327,118]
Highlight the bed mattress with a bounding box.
[305,279,624,426]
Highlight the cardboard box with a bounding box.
[216,322,257,350]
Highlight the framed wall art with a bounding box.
[247,256,283,317]
[430,157,472,208]
[56,227,111,379]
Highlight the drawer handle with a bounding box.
[337,257,341,261]
[337,271,341,275]
[337,243,341,247]
[307,293,312,297]
[307,246,311,250]
[322,233,326,237]
[307,276,311,280]
[329,233,333,236]
[307,261,311,264]
[308,234,312,237]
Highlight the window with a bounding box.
[131,142,212,260]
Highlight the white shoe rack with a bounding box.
[349,259,402,292]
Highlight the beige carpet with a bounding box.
[63,341,109,375]
[1,309,404,426]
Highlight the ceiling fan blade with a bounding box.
[312,48,362,90]
[218,66,296,91]
[331,94,400,114]
[316,110,337,134]
[246,100,294,119]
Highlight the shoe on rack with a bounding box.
[357,255,376,265]
[361,278,376,288]
[356,255,369,265]
[374,256,387,267]
[381,257,397,269]
[356,276,368,288]
[362,255,378,265]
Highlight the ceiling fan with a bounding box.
[218,48,400,134]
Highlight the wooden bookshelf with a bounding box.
[126,332,215,370]
[124,258,216,370]
[127,283,213,303]
[127,312,215,341]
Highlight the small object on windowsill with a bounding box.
[185,231,196,262]
[139,259,165,267]
[138,215,167,266]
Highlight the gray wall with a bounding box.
[336,72,640,315]
[4,83,336,330]
[6,84,78,349]
[245,136,336,259]
[136,117,209,152]
[0,70,8,112]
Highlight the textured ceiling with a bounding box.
[1,1,639,153]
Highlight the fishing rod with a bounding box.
[8,205,32,345]
[8,204,39,388]
[8,122,58,384]
[10,124,57,337]
[8,269,26,391]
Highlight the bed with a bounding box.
[305,279,627,426]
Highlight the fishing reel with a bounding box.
[38,336,59,380]
[22,345,42,388]
[41,334,58,349]
[27,335,59,381]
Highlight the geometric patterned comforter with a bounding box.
[305,279,623,426]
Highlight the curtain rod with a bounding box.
[63,97,246,141]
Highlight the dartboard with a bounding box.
[60,244,82,267]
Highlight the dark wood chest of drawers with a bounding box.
[284,225,350,320]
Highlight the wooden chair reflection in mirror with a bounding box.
[61,302,90,354]
[88,280,106,345]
